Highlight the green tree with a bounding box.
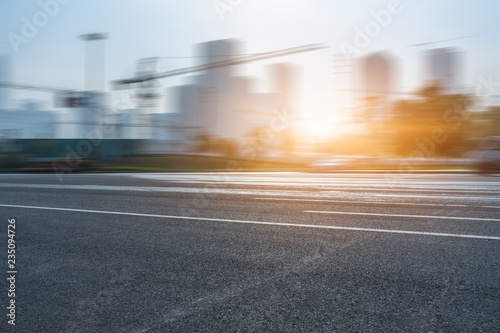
[389,83,474,157]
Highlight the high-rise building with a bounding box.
[194,39,246,138]
[358,52,397,98]
[170,39,300,146]
[173,84,200,130]
[268,62,298,111]
[424,47,462,90]
[195,39,244,89]
[0,100,56,139]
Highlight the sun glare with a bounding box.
[304,119,330,140]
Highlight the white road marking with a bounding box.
[255,197,468,207]
[372,193,500,200]
[133,180,500,193]
[1,183,499,203]
[1,203,499,241]
[257,197,500,209]
[129,173,500,190]
[305,210,500,222]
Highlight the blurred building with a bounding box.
[170,38,299,148]
[0,57,59,139]
[171,84,198,130]
[268,62,298,110]
[106,109,136,139]
[357,51,398,99]
[423,47,463,91]
[0,100,56,139]
[353,51,400,126]
[0,39,302,156]
[57,91,107,139]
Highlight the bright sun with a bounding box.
[304,119,330,140]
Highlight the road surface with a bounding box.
[1,172,500,332]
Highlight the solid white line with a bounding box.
[304,210,500,222]
[150,181,500,193]
[257,197,500,209]
[254,197,468,207]
[2,183,500,203]
[372,193,500,200]
[1,203,500,241]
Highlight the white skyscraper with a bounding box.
[170,39,301,146]
[424,47,462,91]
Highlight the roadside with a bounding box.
[0,154,482,174]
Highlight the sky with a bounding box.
[1,0,500,125]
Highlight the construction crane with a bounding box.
[113,43,328,88]
[0,81,77,108]
[109,43,328,136]
[408,35,475,49]
[0,81,67,93]
[0,81,99,109]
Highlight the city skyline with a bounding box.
[1,0,500,127]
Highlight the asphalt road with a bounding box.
[1,172,500,332]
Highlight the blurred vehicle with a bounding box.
[468,136,500,173]
[309,156,354,171]
[309,155,383,172]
